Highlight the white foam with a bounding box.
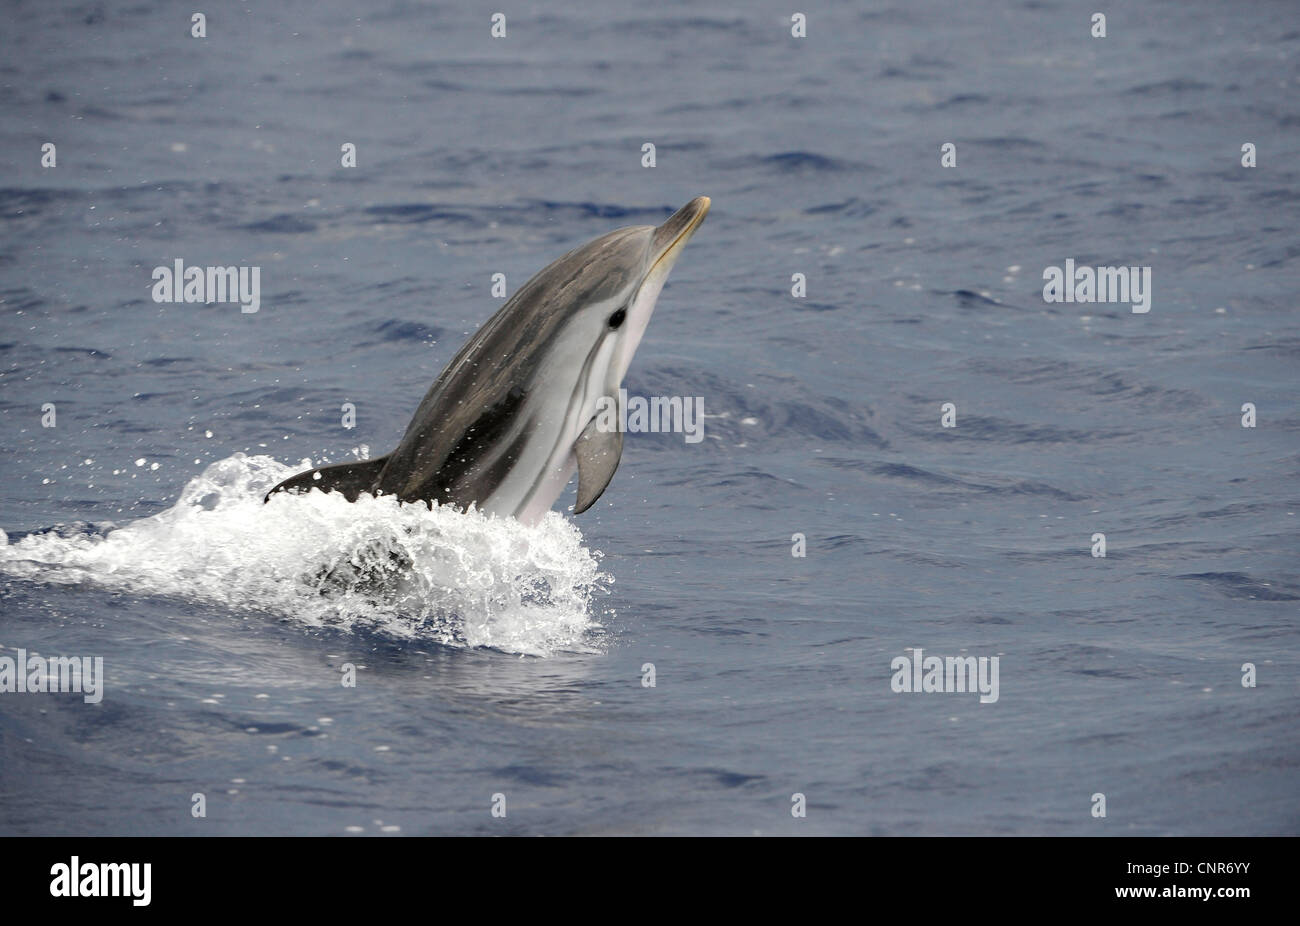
[0,453,609,656]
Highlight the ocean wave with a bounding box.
[0,453,610,656]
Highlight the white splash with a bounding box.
[0,454,610,656]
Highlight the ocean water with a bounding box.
[0,0,1296,835]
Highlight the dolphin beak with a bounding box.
[648,196,711,271]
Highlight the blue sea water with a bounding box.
[0,0,1297,835]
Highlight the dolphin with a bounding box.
[266,196,710,524]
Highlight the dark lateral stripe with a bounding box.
[418,384,530,506]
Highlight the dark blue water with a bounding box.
[1,0,1297,835]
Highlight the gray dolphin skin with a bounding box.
[266,195,711,524]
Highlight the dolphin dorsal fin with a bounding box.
[573,415,623,514]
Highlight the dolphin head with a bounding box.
[611,195,711,382]
[506,195,711,519]
[530,195,711,392]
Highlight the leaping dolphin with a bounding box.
[266,196,711,524]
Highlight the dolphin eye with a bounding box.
[607,308,626,330]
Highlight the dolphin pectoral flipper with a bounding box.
[264,456,391,503]
[573,415,623,514]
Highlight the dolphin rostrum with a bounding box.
[266,196,710,524]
